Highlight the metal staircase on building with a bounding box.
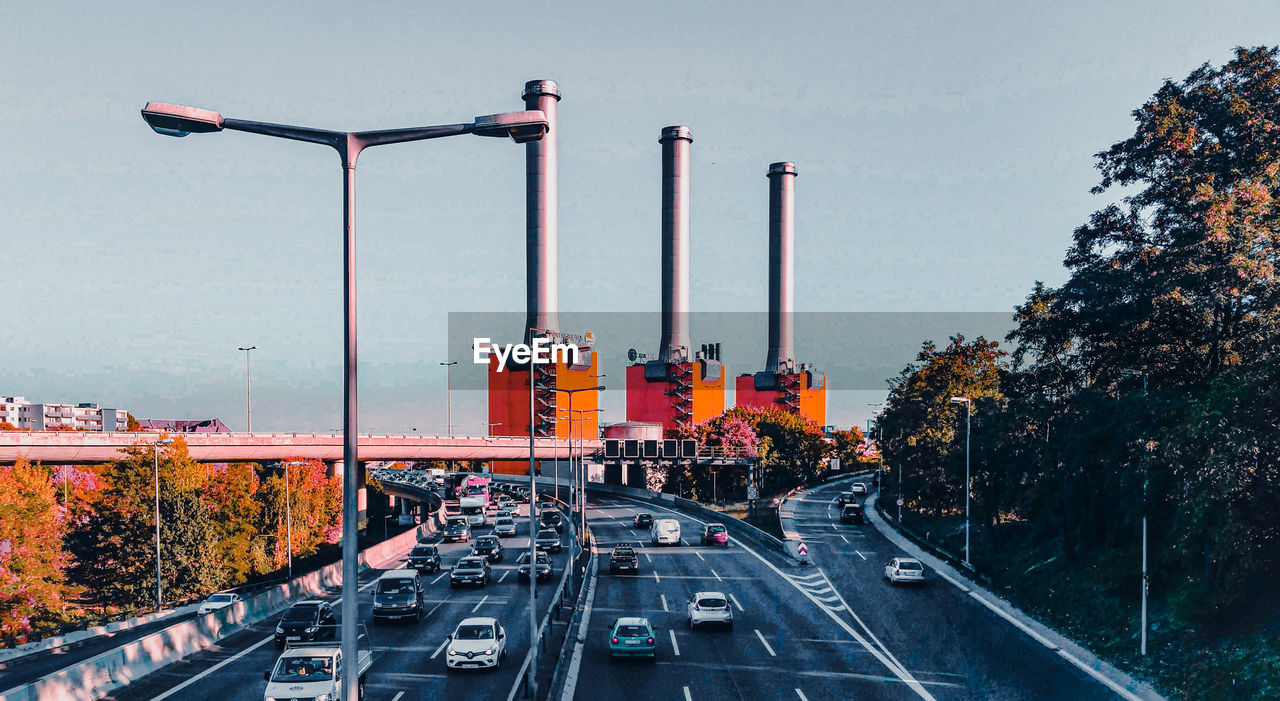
[778,371,802,412]
[533,362,557,437]
[666,362,695,431]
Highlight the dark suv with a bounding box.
[633,513,653,529]
[840,504,865,524]
[518,551,553,582]
[443,517,471,543]
[273,600,335,649]
[408,544,441,572]
[539,509,564,533]
[535,528,562,553]
[450,556,491,588]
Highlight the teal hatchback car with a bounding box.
[608,617,657,661]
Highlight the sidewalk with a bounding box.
[865,492,1166,701]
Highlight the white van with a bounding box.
[459,496,487,527]
[650,518,681,546]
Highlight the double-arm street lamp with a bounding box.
[143,101,547,701]
[949,396,972,567]
[152,437,174,612]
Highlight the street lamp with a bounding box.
[238,346,256,432]
[152,437,174,612]
[1121,369,1150,656]
[558,406,603,544]
[560,385,604,531]
[482,421,502,436]
[143,101,546,701]
[949,396,972,567]
[440,361,459,437]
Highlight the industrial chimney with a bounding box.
[658,126,692,364]
[764,161,796,374]
[523,80,560,339]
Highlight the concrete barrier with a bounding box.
[0,515,439,701]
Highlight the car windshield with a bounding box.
[377,578,414,594]
[614,548,634,557]
[518,553,550,565]
[461,506,482,516]
[272,656,333,682]
[843,506,859,513]
[842,492,853,498]
[697,597,728,608]
[447,518,466,527]
[617,625,649,637]
[496,518,513,525]
[457,558,483,569]
[282,605,318,621]
[207,594,233,602]
[899,561,923,571]
[412,546,435,556]
[707,525,726,533]
[538,529,557,539]
[455,624,494,640]
[478,537,497,546]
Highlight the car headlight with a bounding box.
[315,695,332,701]
[483,647,496,655]
[275,625,283,634]
[448,649,460,656]
[305,625,319,634]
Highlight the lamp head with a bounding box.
[142,102,224,137]
[949,397,969,404]
[472,110,549,143]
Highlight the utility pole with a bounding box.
[440,360,458,436]
[238,346,256,432]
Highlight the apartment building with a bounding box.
[0,396,130,432]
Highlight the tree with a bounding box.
[0,459,72,635]
[831,426,867,468]
[204,463,265,583]
[262,459,341,569]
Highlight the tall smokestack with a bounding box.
[765,162,796,374]
[658,126,692,364]
[523,80,560,339]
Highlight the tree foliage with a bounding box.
[0,459,71,635]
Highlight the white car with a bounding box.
[884,557,926,585]
[197,592,241,615]
[493,516,517,537]
[446,616,507,670]
[650,518,681,546]
[851,482,868,496]
[687,592,734,629]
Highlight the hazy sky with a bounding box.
[4,1,1279,433]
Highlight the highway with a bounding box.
[100,498,574,701]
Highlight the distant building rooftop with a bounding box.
[137,418,231,433]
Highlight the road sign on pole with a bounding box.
[747,486,758,500]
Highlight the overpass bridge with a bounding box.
[0,432,602,465]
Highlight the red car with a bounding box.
[700,523,729,545]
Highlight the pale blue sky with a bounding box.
[4,1,1278,433]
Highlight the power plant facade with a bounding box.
[486,86,824,468]
[626,127,727,435]
[734,162,827,426]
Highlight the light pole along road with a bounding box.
[141,101,547,701]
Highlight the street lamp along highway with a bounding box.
[152,437,174,612]
[949,396,972,567]
[142,101,546,701]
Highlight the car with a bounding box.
[443,517,471,543]
[837,491,855,506]
[700,523,729,546]
[535,528,562,553]
[608,617,657,661]
[407,544,442,572]
[885,557,926,585]
[851,482,868,496]
[496,495,514,509]
[840,504,865,524]
[650,518,681,546]
[517,551,553,582]
[539,509,564,533]
[197,592,242,615]
[274,600,336,649]
[633,513,654,529]
[609,546,639,573]
[493,516,517,537]
[372,569,424,623]
[471,535,504,563]
[445,616,507,670]
[450,556,492,588]
[687,591,734,629]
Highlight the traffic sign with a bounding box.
[797,541,808,556]
[747,486,758,500]
[897,497,904,506]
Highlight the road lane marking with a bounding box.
[855,550,867,560]
[669,629,681,656]
[661,594,669,612]
[392,693,405,701]
[430,637,449,659]
[432,571,449,584]
[681,538,689,546]
[754,629,776,656]
[795,691,808,701]
[711,569,722,582]
[683,687,693,701]
[840,534,849,544]
[499,569,511,582]
[654,570,661,583]
[645,553,652,563]
[728,593,743,611]
[471,595,489,613]
[695,551,705,561]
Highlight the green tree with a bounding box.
[0,459,72,635]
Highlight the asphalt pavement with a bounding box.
[99,499,574,701]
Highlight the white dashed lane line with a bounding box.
[661,594,669,612]
[795,690,809,701]
[729,593,744,611]
[711,569,722,581]
[471,595,489,613]
[755,629,777,657]
[430,637,449,659]
[683,687,693,701]
[670,629,681,656]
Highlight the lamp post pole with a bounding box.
[238,346,255,432]
[950,396,972,566]
[142,101,547,701]
[152,437,173,612]
[1140,372,1149,657]
[527,333,538,700]
[440,361,459,437]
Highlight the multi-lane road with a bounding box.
[100,498,574,701]
[72,479,1126,700]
